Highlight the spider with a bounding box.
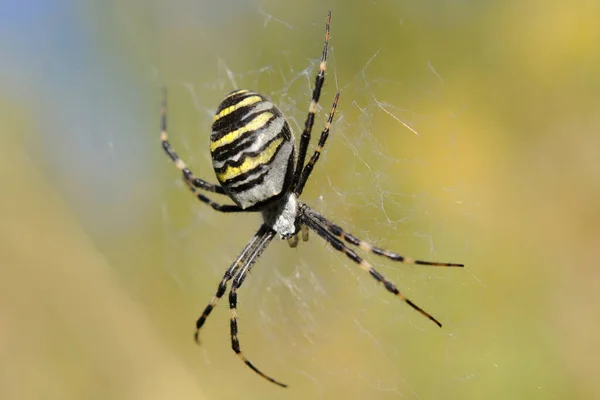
[160,11,464,388]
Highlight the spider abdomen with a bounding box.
[211,90,295,209]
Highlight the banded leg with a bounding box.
[291,11,331,191]
[190,178,226,195]
[227,226,287,387]
[304,207,464,267]
[294,91,340,195]
[194,225,269,343]
[301,208,444,327]
[161,87,245,213]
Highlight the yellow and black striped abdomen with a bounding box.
[211,90,295,209]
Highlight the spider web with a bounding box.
[10,1,598,399]
[1,1,474,397]
[157,5,473,399]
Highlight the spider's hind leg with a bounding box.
[160,87,245,213]
[294,91,340,196]
[291,11,332,191]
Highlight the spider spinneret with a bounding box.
[160,11,464,388]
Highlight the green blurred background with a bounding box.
[1,0,599,399]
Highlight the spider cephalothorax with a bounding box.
[160,11,463,388]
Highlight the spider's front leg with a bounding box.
[194,264,237,344]
[301,206,459,327]
[227,226,287,387]
[194,225,270,342]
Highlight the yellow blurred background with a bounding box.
[1,0,599,399]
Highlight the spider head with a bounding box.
[260,192,299,239]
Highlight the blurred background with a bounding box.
[1,0,599,399]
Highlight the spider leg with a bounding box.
[226,226,288,387]
[301,208,443,327]
[291,11,331,191]
[294,91,340,196]
[189,178,227,195]
[161,87,246,213]
[304,207,464,267]
[194,225,270,343]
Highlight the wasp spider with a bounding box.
[161,11,463,388]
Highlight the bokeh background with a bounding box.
[1,0,599,399]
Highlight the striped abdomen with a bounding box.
[211,90,295,209]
